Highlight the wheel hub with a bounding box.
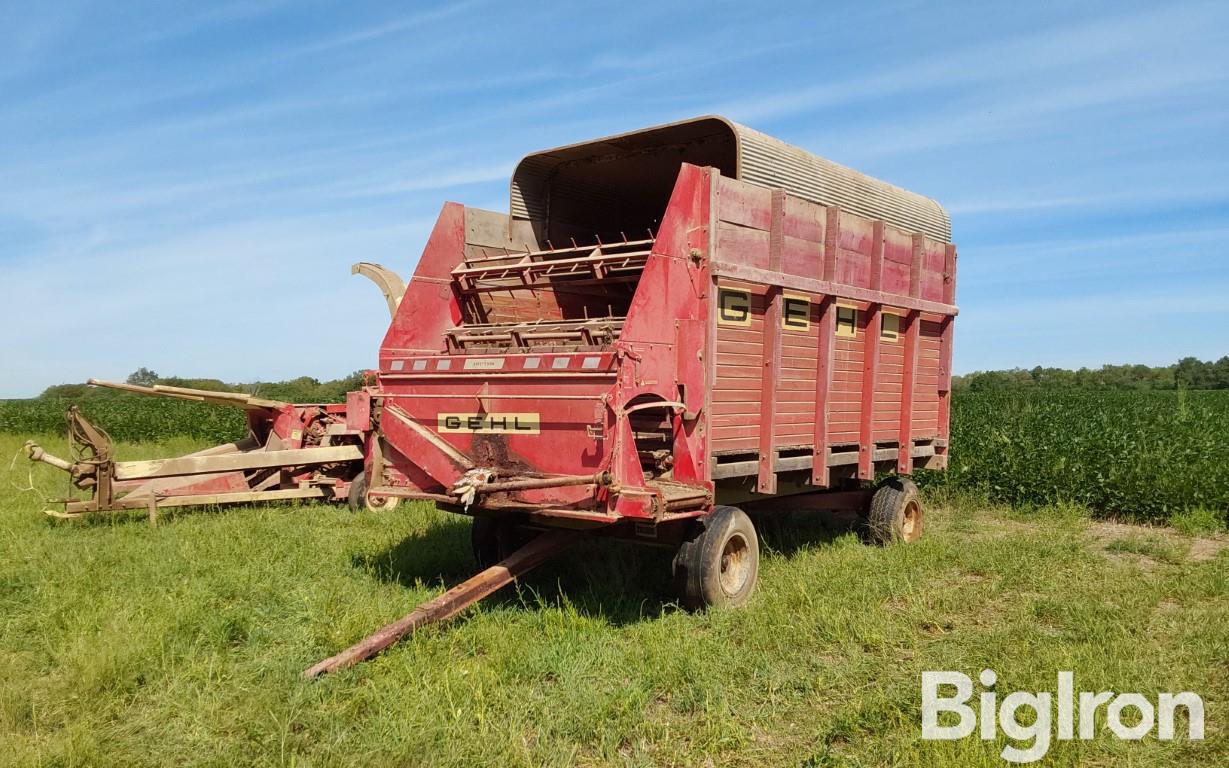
[718,533,751,596]
[901,500,921,542]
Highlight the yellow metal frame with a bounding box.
[716,286,753,327]
[880,312,900,342]
[781,293,811,331]
[835,304,858,338]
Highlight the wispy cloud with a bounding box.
[277,1,485,59]
[946,188,1229,217]
[717,2,1229,125]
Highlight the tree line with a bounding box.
[39,367,367,403]
[953,357,1229,392]
[32,356,1229,400]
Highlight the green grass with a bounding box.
[1,433,1226,766]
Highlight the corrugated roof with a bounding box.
[510,115,951,243]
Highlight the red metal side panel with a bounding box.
[380,203,465,358]
[716,224,769,270]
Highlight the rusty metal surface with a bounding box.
[86,378,289,411]
[351,262,406,319]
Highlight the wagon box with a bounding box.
[299,116,958,672]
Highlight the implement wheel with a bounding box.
[471,516,533,569]
[347,471,400,512]
[866,478,923,544]
[673,505,759,610]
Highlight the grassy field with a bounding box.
[1,433,1225,766]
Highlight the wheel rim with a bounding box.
[718,533,751,596]
[901,499,921,542]
[367,494,398,511]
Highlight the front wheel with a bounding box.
[673,505,759,610]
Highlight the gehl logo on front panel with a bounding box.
[438,413,541,434]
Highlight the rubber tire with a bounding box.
[471,517,532,569]
[866,478,923,544]
[673,505,759,610]
[347,471,400,512]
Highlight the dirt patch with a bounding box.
[1188,537,1226,562]
[1102,550,1158,573]
[1087,520,1161,544]
[1086,520,1227,564]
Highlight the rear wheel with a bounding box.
[347,471,400,512]
[673,505,759,610]
[866,478,923,544]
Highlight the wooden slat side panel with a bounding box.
[910,318,943,436]
[775,290,820,446]
[707,176,958,474]
[716,177,773,230]
[835,212,874,288]
[711,281,768,451]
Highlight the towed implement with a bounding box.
[28,116,957,675]
[25,379,364,518]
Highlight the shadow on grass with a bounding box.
[751,507,865,556]
[351,507,861,627]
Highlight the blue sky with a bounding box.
[1,1,1227,397]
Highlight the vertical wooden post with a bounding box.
[858,221,885,481]
[757,190,785,494]
[936,243,957,468]
[897,312,920,474]
[822,206,840,281]
[813,205,841,486]
[897,234,925,474]
[812,296,834,486]
[703,168,719,483]
[858,307,882,480]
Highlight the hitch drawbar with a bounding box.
[302,529,579,679]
